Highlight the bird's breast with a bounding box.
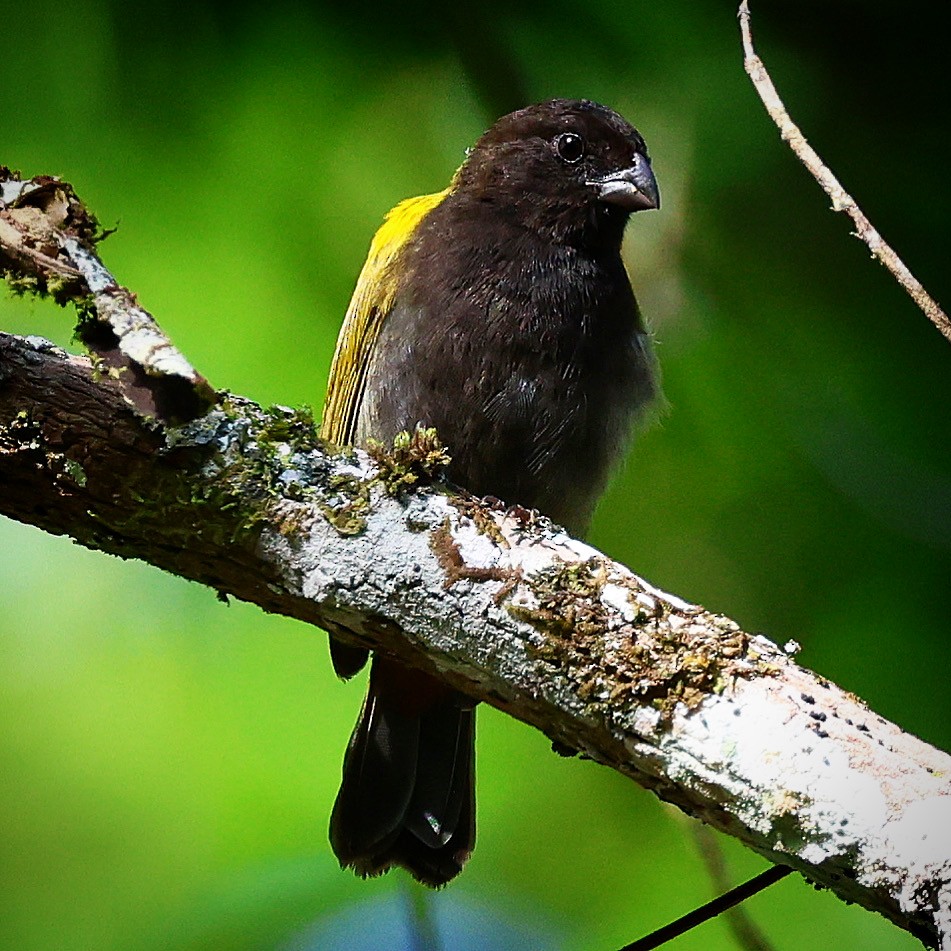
[357,234,656,536]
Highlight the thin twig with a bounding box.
[690,822,781,951]
[613,866,792,951]
[738,0,951,344]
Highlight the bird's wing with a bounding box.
[320,189,449,446]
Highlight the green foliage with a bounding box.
[1,1,948,949]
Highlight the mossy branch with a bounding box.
[2,169,950,949]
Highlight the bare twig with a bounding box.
[613,866,792,951]
[689,821,782,951]
[737,1,951,344]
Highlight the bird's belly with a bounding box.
[358,316,655,537]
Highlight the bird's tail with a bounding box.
[329,657,476,887]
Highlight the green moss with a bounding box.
[447,494,509,548]
[256,403,321,450]
[319,472,372,536]
[63,457,87,487]
[47,273,75,306]
[509,560,611,662]
[164,400,376,544]
[71,296,100,341]
[88,352,124,384]
[510,556,758,719]
[4,272,40,297]
[0,409,90,491]
[365,426,451,497]
[315,427,452,537]
[117,401,303,549]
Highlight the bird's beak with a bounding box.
[589,153,660,212]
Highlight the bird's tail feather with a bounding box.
[329,658,476,887]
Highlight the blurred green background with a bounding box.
[2,1,949,949]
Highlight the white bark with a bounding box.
[254,442,951,948]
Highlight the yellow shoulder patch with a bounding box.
[321,189,450,446]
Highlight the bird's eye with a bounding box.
[555,132,585,164]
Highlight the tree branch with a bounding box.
[2,170,950,949]
[737,1,951,345]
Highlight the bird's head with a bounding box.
[453,99,659,246]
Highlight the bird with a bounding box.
[320,98,660,887]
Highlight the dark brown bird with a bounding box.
[321,98,659,886]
